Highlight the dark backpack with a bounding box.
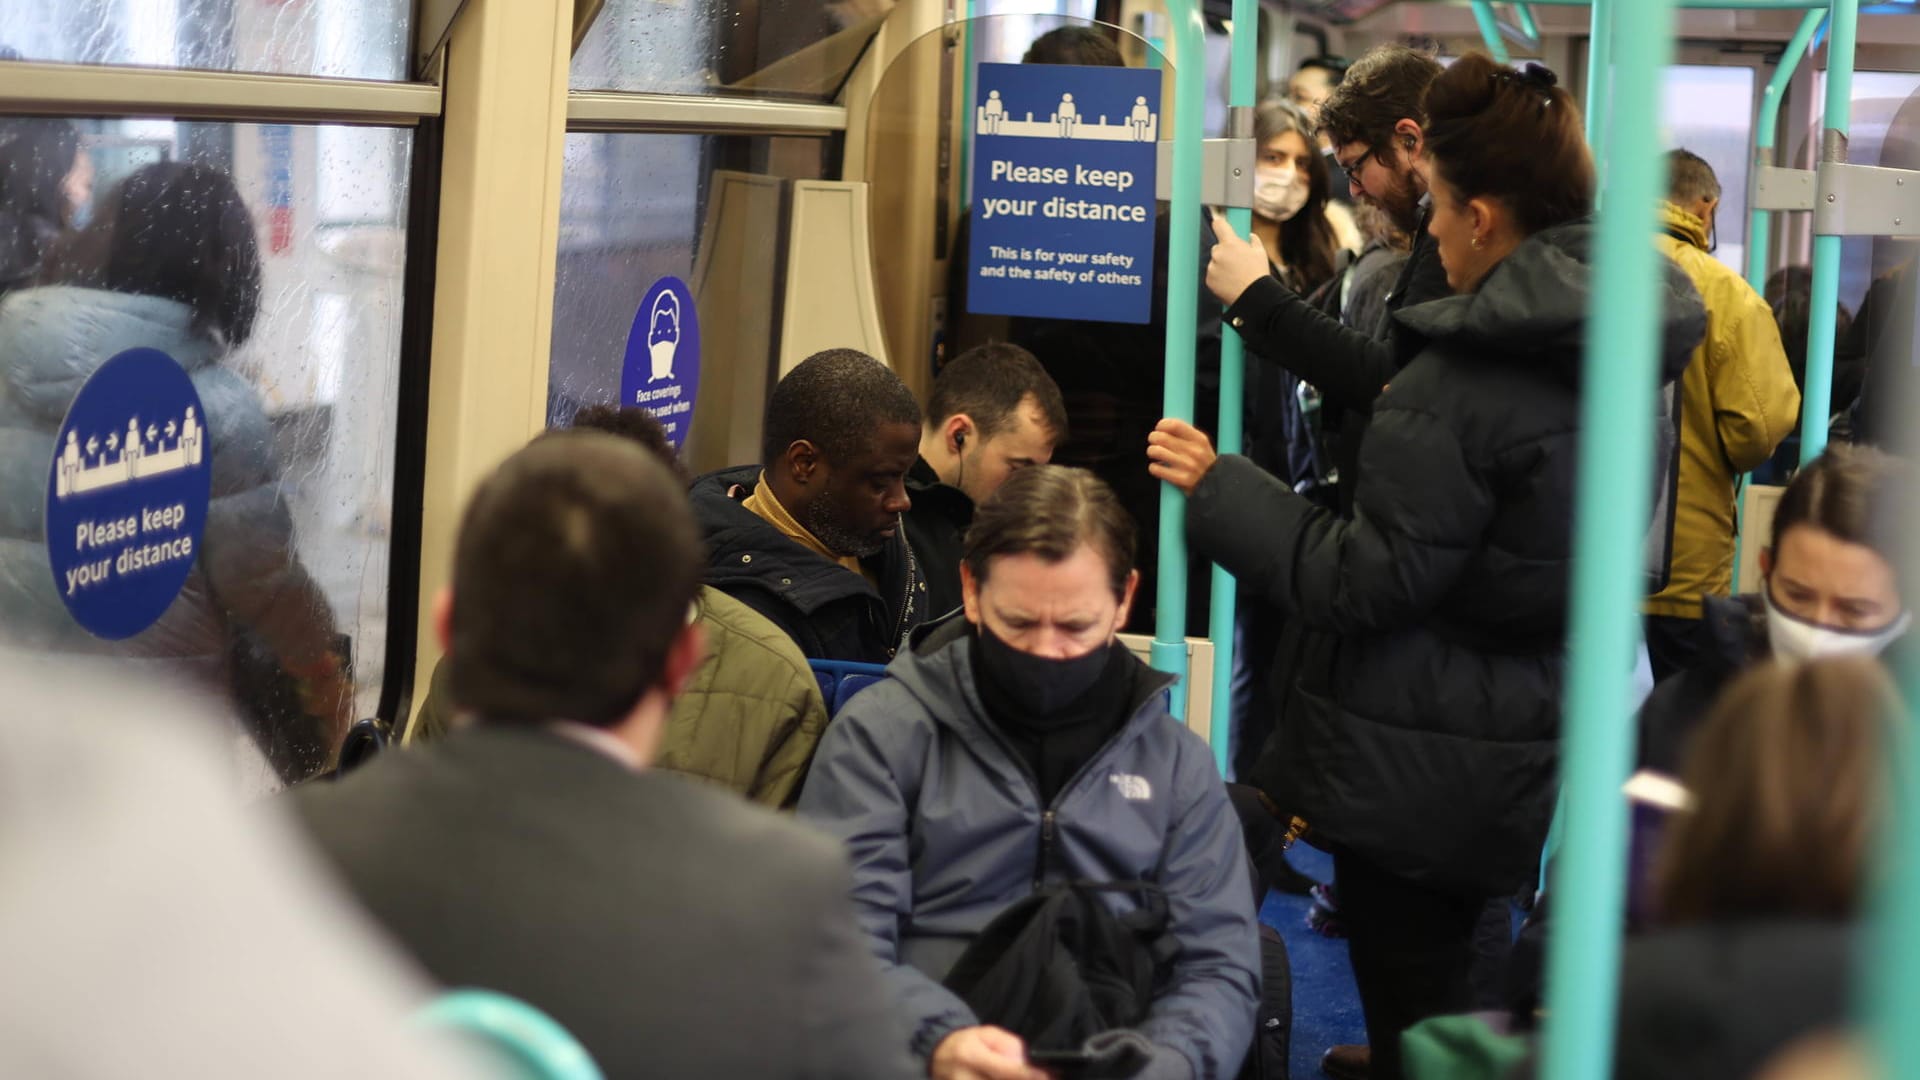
[942,880,1177,1056]
[1236,924,1292,1080]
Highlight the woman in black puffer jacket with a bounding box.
[1150,54,1706,1080]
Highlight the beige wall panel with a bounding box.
[780,180,890,374]
[686,170,786,477]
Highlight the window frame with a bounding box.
[0,54,444,745]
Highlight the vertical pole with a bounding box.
[1471,0,1513,65]
[1539,0,1676,1078]
[1584,0,1611,188]
[1516,2,1542,41]
[1800,0,1856,466]
[1747,9,1826,294]
[1206,0,1257,775]
[1153,0,1206,718]
[958,0,976,207]
[1869,299,1920,1080]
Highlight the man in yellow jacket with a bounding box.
[1645,151,1802,680]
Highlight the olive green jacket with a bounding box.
[409,586,830,807]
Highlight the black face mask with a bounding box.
[975,622,1112,717]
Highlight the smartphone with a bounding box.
[1028,1047,1096,1076]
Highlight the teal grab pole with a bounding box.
[1153,0,1206,719]
[959,0,977,207]
[1584,0,1610,181]
[1516,1,1542,40]
[1470,0,1514,64]
[1205,0,1258,776]
[1872,513,1920,1072]
[1800,0,1856,466]
[1746,9,1826,293]
[1539,0,1677,1076]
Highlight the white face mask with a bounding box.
[1763,584,1912,664]
[1253,164,1309,223]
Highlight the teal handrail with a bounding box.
[1205,0,1257,774]
[1585,0,1611,172]
[1530,0,1827,6]
[1799,0,1856,465]
[416,989,604,1080]
[1872,644,1920,1073]
[1471,0,1515,64]
[958,0,977,208]
[1539,0,1678,1079]
[1516,1,1543,39]
[1745,8,1826,292]
[1152,0,1206,718]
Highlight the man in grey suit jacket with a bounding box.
[292,430,912,1080]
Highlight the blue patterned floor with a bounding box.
[1257,843,1368,1080]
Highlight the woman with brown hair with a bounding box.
[1612,657,1900,1079]
[1151,54,1706,1078]
[1638,444,1910,775]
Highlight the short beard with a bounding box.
[806,485,888,560]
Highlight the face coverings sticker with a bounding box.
[619,275,702,452]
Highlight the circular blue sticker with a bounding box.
[44,348,211,640]
[619,276,701,451]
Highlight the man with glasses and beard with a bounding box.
[1205,44,1447,515]
[691,348,931,664]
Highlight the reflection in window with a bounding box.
[1661,65,1754,275]
[549,133,828,451]
[0,0,410,81]
[0,117,410,790]
[571,0,889,101]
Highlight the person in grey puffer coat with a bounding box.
[799,466,1257,1080]
[0,162,350,783]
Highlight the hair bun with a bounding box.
[1517,63,1558,89]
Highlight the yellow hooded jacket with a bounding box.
[1646,203,1801,618]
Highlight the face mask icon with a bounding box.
[647,290,681,382]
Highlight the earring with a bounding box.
[1471,235,1485,250]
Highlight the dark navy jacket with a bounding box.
[689,465,928,665]
[797,619,1259,1079]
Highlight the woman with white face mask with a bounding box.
[1638,444,1910,774]
[1247,99,1354,294]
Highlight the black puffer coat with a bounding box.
[1190,221,1705,895]
[689,465,929,665]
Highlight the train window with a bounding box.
[547,132,829,441]
[1660,65,1755,275]
[0,117,412,791]
[0,0,410,81]
[571,0,884,102]
[1810,70,1920,309]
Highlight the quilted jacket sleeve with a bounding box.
[1189,399,1495,634]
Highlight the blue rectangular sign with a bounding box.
[966,62,1161,325]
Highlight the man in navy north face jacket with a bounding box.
[798,616,1259,1080]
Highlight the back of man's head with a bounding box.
[761,348,921,468]
[1022,26,1123,67]
[1668,149,1721,206]
[448,431,704,727]
[929,343,1068,443]
[569,403,690,485]
[1314,44,1443,150]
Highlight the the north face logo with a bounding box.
[1109,773,1152,801]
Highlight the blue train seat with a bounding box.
[806,659,890,714]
